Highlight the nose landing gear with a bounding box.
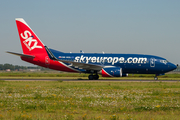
[154,74,159,80]
[154,76,158,80]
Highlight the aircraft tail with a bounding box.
[15,18,47,55]
[7,18,79,72]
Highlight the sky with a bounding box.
[0,0,180,66]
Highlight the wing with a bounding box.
[45,46,103,71]
[58,59,103,71]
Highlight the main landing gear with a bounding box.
[88,74,99,80]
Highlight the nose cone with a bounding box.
[169,63,177,71]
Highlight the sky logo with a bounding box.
[20,30,42,51]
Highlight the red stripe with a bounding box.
[102,69,112,77]
[21,56,78,73]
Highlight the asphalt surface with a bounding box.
[1,79,180,82]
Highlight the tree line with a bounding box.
[0,63,49,71]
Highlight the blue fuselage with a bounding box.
[49,48,177,75]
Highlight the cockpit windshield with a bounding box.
[160,60,169,64]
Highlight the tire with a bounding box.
[88,75,94,80]
[154,77,158,80]
[93,75,99,80]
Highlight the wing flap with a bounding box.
[58,59,103,71]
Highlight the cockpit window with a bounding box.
[160,60,168,64]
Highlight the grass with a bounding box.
[1,71,180,80]
[0,71,89,77]
[0,81,179,119]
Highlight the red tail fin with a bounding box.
[15,18,46,55]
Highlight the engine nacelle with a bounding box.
[101,67,122,77]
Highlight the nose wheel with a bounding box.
[154,76,158,80]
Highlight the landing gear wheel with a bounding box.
[88,75,99,80]
[154,77,158,80]
[88,75,94,80]
[93,75,99,80]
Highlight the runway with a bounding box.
[1,79,180,82]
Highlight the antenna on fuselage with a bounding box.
[102,51,105,54]
[80,50,84,53]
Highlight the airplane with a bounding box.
[7,18,177,80]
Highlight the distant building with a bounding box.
[6,69,11,72]
[27,69,41,72]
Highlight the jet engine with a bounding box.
[101,67,123,77]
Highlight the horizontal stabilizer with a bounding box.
[6,51,35,58]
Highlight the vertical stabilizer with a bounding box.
[15,18,46,55]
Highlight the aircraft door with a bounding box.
[100,58,104,65]
[45,56,50,65]
[150,58,155,67]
